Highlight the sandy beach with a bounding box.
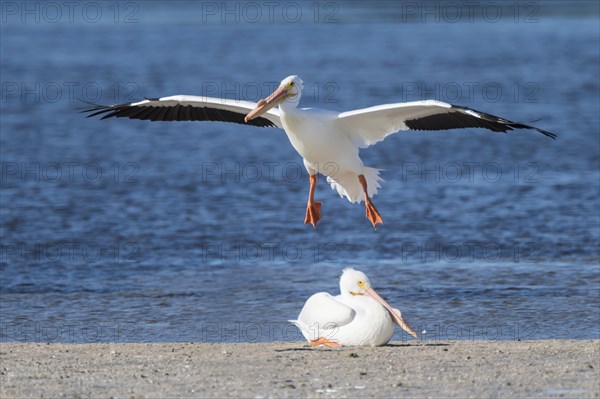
[1,340,598,398]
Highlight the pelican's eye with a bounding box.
[288,82,294,88]
[357,280,365,288]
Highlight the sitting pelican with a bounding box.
[289,267,417,347]
[84,75,556,228]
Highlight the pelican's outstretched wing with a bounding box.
[336,100,556,148]
[82,95,282,128]
[289,292,355,342]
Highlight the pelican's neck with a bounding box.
[278,98,299,114]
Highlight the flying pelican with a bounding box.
[289,267,417,347]
[84,75,556,228]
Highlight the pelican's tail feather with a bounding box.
[288,319,311,343]
[326,167,383,203]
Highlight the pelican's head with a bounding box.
[278,75,303,100]
[339,267,418,338]
[340,267,372,296]
[245,75,303,122]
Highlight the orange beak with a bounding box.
[366,287,418,338]
[245,85,291,122]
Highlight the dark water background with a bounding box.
[1,1,599,342]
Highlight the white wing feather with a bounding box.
[336,99,556,147]
[148,95,281,120]
[336,100,453,148]
[289,292,355,342]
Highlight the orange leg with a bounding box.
[310,337,341,348]
[359,175,383,228]
[304,174,322,228]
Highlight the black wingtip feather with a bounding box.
[506,122,557,139]
[440,105,558,140]
[452,105,557,140]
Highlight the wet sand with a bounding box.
[1,340,598,398]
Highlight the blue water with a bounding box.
[1,1,599,343]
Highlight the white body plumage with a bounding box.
[289,268,416,347]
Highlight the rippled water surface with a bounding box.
[1,2,599,342]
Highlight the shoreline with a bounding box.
[1,340,598,398]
